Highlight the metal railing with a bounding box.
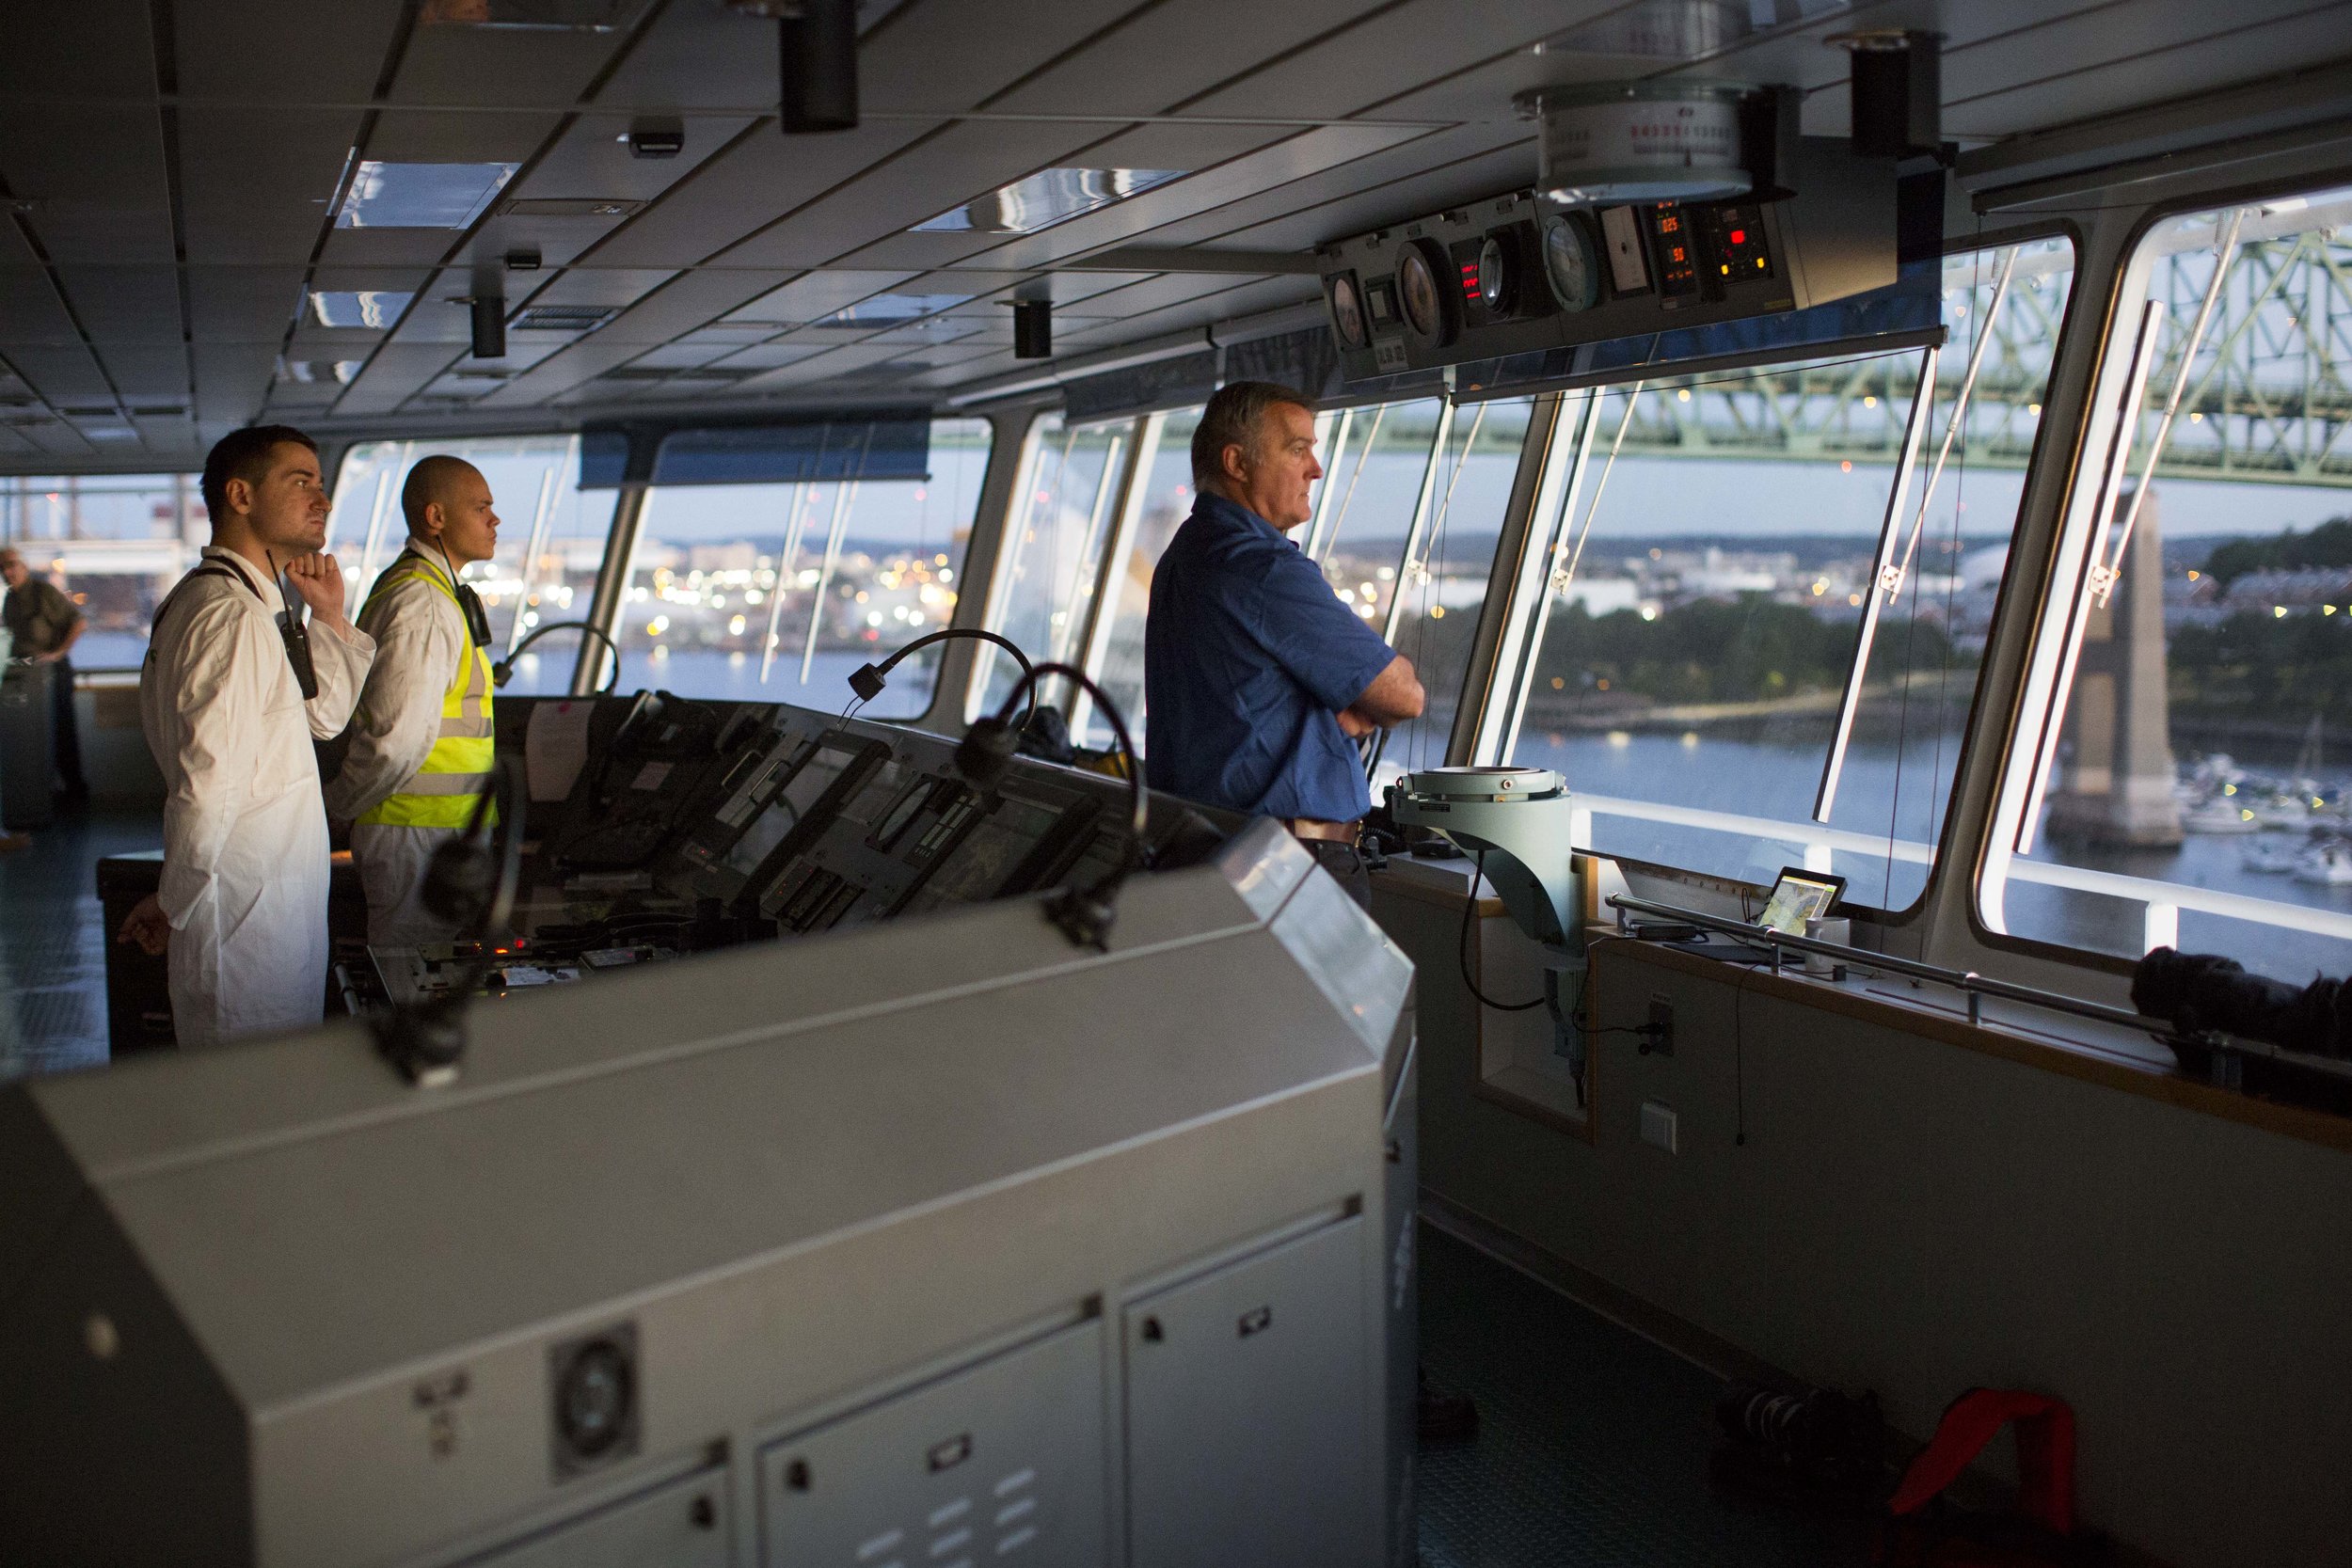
[1605,891,2168,1036]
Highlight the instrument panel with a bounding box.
[1316,125,1897,380]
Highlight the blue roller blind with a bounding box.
[656,417,932,486]
[577,416,934,488]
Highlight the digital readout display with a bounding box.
[1646,205,1698,300]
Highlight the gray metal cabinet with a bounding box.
[456,1466,730,1568]
[758,1318,1105,1567]
[1123,1216,1376,1568]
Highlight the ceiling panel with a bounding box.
[93,345,191,403]
[588,0,795,109]
[1941,2,2352,136]
[1177,0,1616,120]
[989,0,1391,116]
[1127,120,1529,249]
[514,265,683,309]
[56,266,183,343]
[504,111,759,205]
[322,229,468,269]
[192,342,278,423]
[707,343,833,372]
[729,343,911,391]
[16,420,96,459]
[587,267,789,345]
[1188,139,1540,255]
[0,106,175,265]
[721,271,916,325]
[390,18,628,107]
[583,119,935,270]
[475,338,656,408]
[189,266,310,345]
[970,123,1437,271]
[709,119,1106,270]
[857,0,1155,116]
[8,346,115,407]
[173,0,410,100]
[0,0,152,96]
[332,343,467,418]
[365,108,568,166]
[177,107,366,269]
[0,267,82,346]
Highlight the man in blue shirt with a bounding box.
[1146,380,1423,865]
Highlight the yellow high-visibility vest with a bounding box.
[355,551,496,830]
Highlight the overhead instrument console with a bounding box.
[1317,87,1900,379]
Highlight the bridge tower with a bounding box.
[2046,487,2183,847]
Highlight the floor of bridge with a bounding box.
[1416,1222,1878,1568]
[0,801,154,1082]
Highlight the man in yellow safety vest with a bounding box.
[327,455,502,946]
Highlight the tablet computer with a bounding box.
[1757,865,1845,935]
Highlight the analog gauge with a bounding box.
[1476,234,1516,315]
[1328,272,1369,349]
[1539,212,1600,312]
[1395,240,1455,348]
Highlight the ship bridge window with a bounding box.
[611,418,991,713]
[1490,237,2075,913]
[1373,396,1539,784]
[330,436,606,696]
[1983,186,2352,980]
[0,472,204,672]
[974,413,1137,723]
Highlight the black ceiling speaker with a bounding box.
[1834,29,1942,160]
[469,294,506,359]
[780,0,858,134]
[1012,299,1052,360]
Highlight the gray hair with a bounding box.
[1191,380,1316,491]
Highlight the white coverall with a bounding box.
[326,540,477,947]
[140,547,374,1048]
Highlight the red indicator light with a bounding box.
[1730,228,1746,245]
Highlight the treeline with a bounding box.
[1527,596,1962,707]
[2201,517,2352,587]
[2169,608,2352,722]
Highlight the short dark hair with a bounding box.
[199,424,317,522]
[401,454,482,535]
[1191,380,1316,491]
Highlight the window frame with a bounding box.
[1970,178,2352,977]
[1463,234,2084,922]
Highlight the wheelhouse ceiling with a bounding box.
[2,0,2349,471]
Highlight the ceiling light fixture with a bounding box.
[310,291,415,329]
[335,162,518,229]
[913,167,1186,235]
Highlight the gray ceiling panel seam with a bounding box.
[1153,0,1422,119]
[1942,1,2352,112]
[150,0,197,422]
[961,0,1171,114]
[0,209,129,421]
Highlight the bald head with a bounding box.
[401,455,501,570]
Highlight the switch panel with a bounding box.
[1639,1100,1678,1155]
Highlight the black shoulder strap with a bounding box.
[149,563,260,640]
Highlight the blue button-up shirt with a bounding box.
[1144,492,1400,821]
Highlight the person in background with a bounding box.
[116,426,375,1048]
[326,456,501,946]
[1,545,90,804]
[0,616,24,854]
[1143,379,1424,897]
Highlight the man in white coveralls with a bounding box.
[118,426,376,1047]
